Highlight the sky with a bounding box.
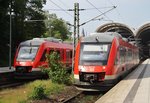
[43,0,150,35]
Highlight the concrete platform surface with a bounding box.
[96,59,150,103]
[0,67,14,73]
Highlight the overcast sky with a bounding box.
[43,0,150,35]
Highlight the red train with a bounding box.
[74,32,139,91]
[14,37,73,78]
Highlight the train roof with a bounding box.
[19,37,72,49]
[20,37,62,45]
[81,32,122,43]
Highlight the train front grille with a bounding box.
[16,66,32,73]
[79,72,105,83]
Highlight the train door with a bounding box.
[114,48,120,74]
[66,49,72,68]
[39,49,48,67]
[58,48,64,63]
[63,49,67,64]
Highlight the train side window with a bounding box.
[128,49,132,61]
[119,46,126,64]
[40,50,47,61]
[115,51,119,65]
[115,58,118,65]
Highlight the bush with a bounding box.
[28,84,46,100]
[41,52,71,85]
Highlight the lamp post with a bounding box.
[9,1,12,69]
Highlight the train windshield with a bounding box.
[79,43,111,65]
[17,46,39,61]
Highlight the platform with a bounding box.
[96,59,150,103]
[0,67,14,82]
[0,67,14,73]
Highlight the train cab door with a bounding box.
[66,49,72,68]
[39,48,48,67]
[56,48,64,63]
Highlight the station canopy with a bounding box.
[136,23,150,45]
[95,22,150,59]
[136,23,150,58]
[95,22,135,39]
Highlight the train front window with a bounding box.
[80,43,111,65]
[17,46,38,61]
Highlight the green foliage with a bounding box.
[41,52,71,85]
[28,84,46,100]
[0,80,65,102]
[27,80,65,96]
[0,0,11,66]
[0,0,71,66]
[0,0,46,66]
[44,13,71,40]
[44,81,65,95]
[18,100,27,103]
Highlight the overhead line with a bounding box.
[107,0,124,21]
[86,0,112,21]
[44,6,115,11]
[80,6,116,26]
[84,6,116,10]
[58,0,70,8]
[49,0,73,17]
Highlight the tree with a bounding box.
[0,0,11,65]
[0,0,47,66]
[41,52,71,85]
[44,13,71,41]
[13,0,47,42]
[0,0,71,66]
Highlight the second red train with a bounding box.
[74,32,139,91]
[13,37,73,79]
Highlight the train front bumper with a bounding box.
[14,68,44,79]
[74,74,117,91]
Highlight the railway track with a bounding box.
[62,91,83,103]
[62,91,103,103]
[0,80,32,90]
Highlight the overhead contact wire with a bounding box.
[49,0,73,17]
[86,0,112,21]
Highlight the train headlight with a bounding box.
[103,66,106,69]
[79,66,86,72]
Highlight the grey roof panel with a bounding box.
[81,32,122,43]
[20,39,44,46]
[19,37,63,46]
